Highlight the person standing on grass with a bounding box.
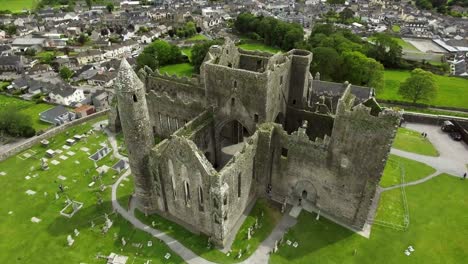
[463,172,467,180]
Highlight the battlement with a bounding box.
[289,121,330,150]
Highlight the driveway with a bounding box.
[394,122,468,177]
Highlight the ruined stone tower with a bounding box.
[115,59,157,212]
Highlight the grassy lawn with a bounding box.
[392,25,401,33]
[394,38,419,52]
[187,34,208,41]
[393,127,439,157]
[159,63,194,77]
[0,0,36,12]
[238,42,281,54]
[378,70,468,109]
[0,95,53,131]
[0,118,184,263]
[379,154,437,188]
[270,174,467,264]
[181,48,192,61]
[135,198,282,263]
[19,103,55,131]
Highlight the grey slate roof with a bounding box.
[39,105,69,124]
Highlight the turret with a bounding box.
[115,59,157,212]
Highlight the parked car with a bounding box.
[441,120,456,132]
[449,132,462,141]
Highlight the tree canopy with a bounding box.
[59,67,74,81]
[398,68,437,103]
[191,40,224,73]
[0,107,35,138]
[136,40,183,70]
[234,13,304,51]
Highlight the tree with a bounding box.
[341,51,384,90]
[5,24,17,36]
[77,33,89,45]
[59,66,73,81]
[310,47,343,81]
[339,8,355,22]
[106,3,114,13]
[367,33,402,68]
[85,0,92,9]
[24,48,37,57]
[398,68,437,103]
[136,40,183,70]
[191,40,223,73]
[0,107,35,137]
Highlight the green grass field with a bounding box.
[136,198,282,263]
[0,0,37,12]
[393,127,439,157]
[0,118,183,263]
[379,154,437,188]
[378,70,468,109]
[187,34,208,41]
[238,42,281,54]
[181,48,192,61]
[394,38,419,51]
[270,174,467,264]
[0,95,53,131]
[392,25,401,33]
[159,63,194,77]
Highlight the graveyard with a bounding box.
[0,117,183,264]
[1,114,467,264]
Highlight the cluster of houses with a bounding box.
[0,0,466,129]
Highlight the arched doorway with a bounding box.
[294,180,317,205]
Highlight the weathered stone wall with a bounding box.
[327,92,400,228]
[149,136,217,236]
[265,53,291,124]
[204,63,268,135]
[0,110,108,162]
[217,135,258,244]
[143,72,206,138]
[286,50,313,108]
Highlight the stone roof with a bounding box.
[50,86,76,97]
[0,55,21,66]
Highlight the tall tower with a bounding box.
[115,59,157,212]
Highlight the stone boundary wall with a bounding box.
[0,110,109,162]
[403,111,468,127]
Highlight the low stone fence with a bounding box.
[0,110,109,162]
[403,112,468,127]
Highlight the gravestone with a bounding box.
[67,235,75,246]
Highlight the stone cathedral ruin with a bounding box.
[110,39,401,247]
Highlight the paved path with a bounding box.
[391,123,468,177]
[105,124,293,264]
[382,171,441,191]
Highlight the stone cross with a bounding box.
[247,227,252,240]
[237,249,242,259]
[254,218,259,229]
[74,228,80,236]
[91,221,95,228]
[121,237,126,246]
[316,210,321,221]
